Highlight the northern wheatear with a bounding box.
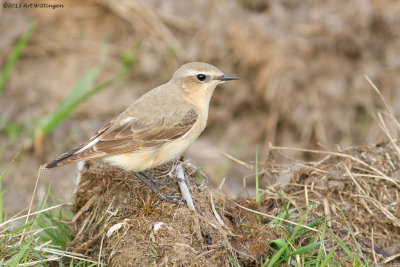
[43,62,238,200]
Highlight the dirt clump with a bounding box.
[68,159,281,266]
[68,140,400,266]
[265,140,400,265]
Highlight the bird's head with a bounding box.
[171,62,238,105]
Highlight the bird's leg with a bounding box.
[134,171,181,205]
[137,171,162,187]
[140,170,177,186]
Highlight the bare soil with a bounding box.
[69,141,399,265]
[68,160,281,266]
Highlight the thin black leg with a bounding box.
[134,171,181,205]
[139,171,177,186]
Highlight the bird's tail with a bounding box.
[42,143,93,169]
[43,152,79,169]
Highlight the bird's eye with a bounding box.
[196,74,206,81]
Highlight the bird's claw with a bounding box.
[134,171,182,207]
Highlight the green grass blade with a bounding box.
[231,256,240,267]
[254,146,263,224]
[269,238,290,257]
[329,228,354,260]
[289,240,325,256]
[38,73,114,137]
[1,184,89,265]
[255,146,259,205]
[4,240,31,266]
[0,118,25,142]
[268,201,292,227]
[288,206,312,241]
[29,245,49,267]
[321,246,338,267]
[339,209,366,264]
[36,43,111,137]
[0,21,37,97]
[10,220,34,234]
[267,206,313,266]
[0,153,19,224]
[38,211,71,248]
[316,218,327,267]
[53,40,110,113]
[38,69,110,136]
[266,243,290,267]
[289,206,313,242]
[275,190,292,232]
[0,153,19,182]
[56,64,101,111]
[295,215,327,236]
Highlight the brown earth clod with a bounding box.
[69,141,400,266]
[68,159,281,266]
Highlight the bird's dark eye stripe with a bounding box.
[197,74,206,81]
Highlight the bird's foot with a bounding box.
[150,190,184,207]
[139,171,178,187]
[135,171,181,206]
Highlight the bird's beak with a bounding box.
[217,74,239,81]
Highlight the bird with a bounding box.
[43,62,238,200]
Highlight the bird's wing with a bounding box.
[44,108,199,168]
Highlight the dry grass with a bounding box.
[264,141,400,264]
[67,136,400,265]
[68,160,281,266]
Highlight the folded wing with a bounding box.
[43,108,198,168]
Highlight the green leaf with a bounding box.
[35,43,112,138]
[255,146,259,204]
[294,215,327,236]
[321,246,338,267]
[316,218,327,267]
[0,21,37,97]
[329,228,354,260]
[339,209,366,263]
[266,244,290,267]
[0,153,19,224]
[289,240,325,256]
[4,240,31,266]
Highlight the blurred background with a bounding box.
[1,0,400,213]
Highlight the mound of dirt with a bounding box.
[266,140,400,265]
[68,140,399,266]
[68,160,281,266]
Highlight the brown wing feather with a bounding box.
[43,109,198,168]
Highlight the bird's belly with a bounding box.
[153,119,204,167]
[103,134,199,172]
[104,120,203,172]
[103,148,156,172]
[151,137,195,167]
